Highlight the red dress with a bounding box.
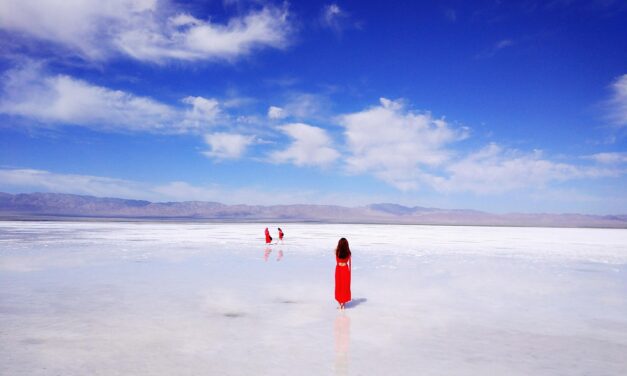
[335,256,351,304]
[264,228,272,244]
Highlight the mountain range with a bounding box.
[1,192,626,228]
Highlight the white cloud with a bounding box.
[339,97,467,190]
[183,96,220,119]
[284,92,329,119]
[0,0,291,63]
[0,168,243,202]
[339,98,623,193]
[116,6,291,63]
[495,39,514,49]
[0,63,220,133]
[444,8,457,22]
[203,132,255,160]
[430,144,620,194]
[151,181,221,202]
[322,4,343,27]
[0,168,147,199]
[584,152,627,164]
[269,123,340,167]
[180,96,222,130]
[0,0,154,60]
[476,38,515,59]
[267,106,286,119]
[0,168,361,205]
[265,93,330,122]
[320,3,357,35]
[607,74,627,126]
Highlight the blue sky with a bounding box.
[1,0,626,214]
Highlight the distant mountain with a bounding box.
[0,192,626,228]
[368,203,427,215]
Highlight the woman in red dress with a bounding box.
[335,237,352,310]
[264,227,272,244]
[278,227,284,242]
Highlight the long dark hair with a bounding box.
[336,237,351,259]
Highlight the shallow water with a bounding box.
[1,222,626,375]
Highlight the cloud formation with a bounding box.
[202,132,255,160]
[319,3,359,36]
[0,168,357,205]
[321,4,344,32]
[476,38,515,59]
[117,5,291,63]
[0,168,146,199]
[339,98,468,190]
[339,98,623,193]
[282,93,330,120]
[0,63,220,133]
[584,152,627,164]
[431,144,619,194]
[0,0,291,63]
[267,106,286,119]
[269,123,340,167]
[607,74,627,126]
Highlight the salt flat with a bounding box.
[1,222,626,375]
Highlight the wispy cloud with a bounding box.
[475,38,515,59]
[319,3,360,36]
[0,168,368,205]
[0,63,221,133]
[431,144,621,194]
[321,4,344,33]
[545,0,627,13]
[0,0,292,63]
[271,92,331,121]
[606,74,627,127]
[0,168,147,199]
[584,152,627,164]
[443,8,457,22]
[269,123,340,167]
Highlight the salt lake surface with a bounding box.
[1,221,626,375]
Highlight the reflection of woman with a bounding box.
[334,314,350,375]
[264,246,272,261]
[335,238,352,310]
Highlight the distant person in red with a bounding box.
[264,227,272,244]
[278,228,284,242]
[335,237,352,310]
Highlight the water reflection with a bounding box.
[264,246,272,262]
[334,313,350,376]
[263,247,284,261]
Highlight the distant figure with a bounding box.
[264,227,272,244]
[278,227,284,243]
[335,237,352,310]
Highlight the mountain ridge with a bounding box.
[0,192,625,228]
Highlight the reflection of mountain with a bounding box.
[1,192,626,228]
